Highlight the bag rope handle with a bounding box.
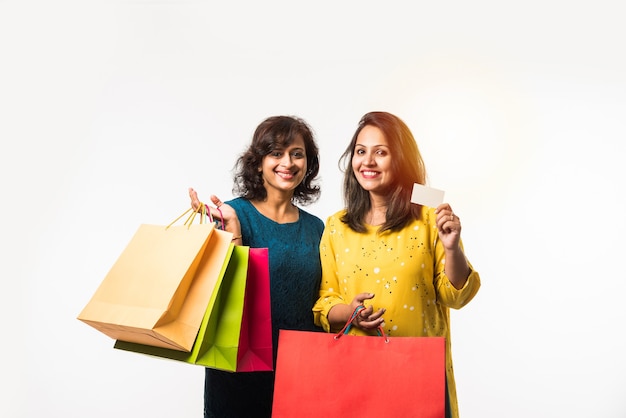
[334,305,388,342]
[214,205,225,231]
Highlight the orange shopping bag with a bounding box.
[78,207,233,352]
[114,246,273,372]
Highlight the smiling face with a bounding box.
[260,134,307,196]
[351,125,394,195]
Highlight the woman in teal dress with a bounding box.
[189,115,324,418]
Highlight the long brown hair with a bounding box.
[340,111,426,233]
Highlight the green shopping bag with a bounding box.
[114,245,249,371]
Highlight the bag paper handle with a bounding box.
[166,203,217,230]
[186,203,214,226]
[334,305,388,342]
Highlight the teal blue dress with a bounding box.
[204,198,324,418]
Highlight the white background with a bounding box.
[2,1,625,417]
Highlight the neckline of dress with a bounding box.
[246,199,301,225]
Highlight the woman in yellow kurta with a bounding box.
[313,111,480,418]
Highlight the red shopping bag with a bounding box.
[236,247,273,371]
[272,307,445,417]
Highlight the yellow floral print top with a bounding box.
[313,206,480,418]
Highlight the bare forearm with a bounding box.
[445,247,470,289]
[327,304,354,331]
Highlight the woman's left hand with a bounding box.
[435,203,461,250]
[435,203,471,288]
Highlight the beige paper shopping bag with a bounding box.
[78,220,233,352]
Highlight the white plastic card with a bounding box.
[410,183,445,208]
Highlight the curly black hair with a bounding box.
[232,116,321,205]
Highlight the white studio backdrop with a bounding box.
[1,1,625,417]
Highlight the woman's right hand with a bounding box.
[349,293,385,331]
[328,292,385,332]
[188,188,242,240]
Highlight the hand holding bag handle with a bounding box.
[335,305,388,341]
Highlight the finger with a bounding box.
[355,292,375,304]
[361,310,384,325]
[438,210,457,229]
[369,308,386,320]
[359,305,374,317]
[359,316,385,330]
[210,195,223,208]
[442,214,462,235]
[435,203,452,214]
[436,213,448,231]
[188,188,200,210]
